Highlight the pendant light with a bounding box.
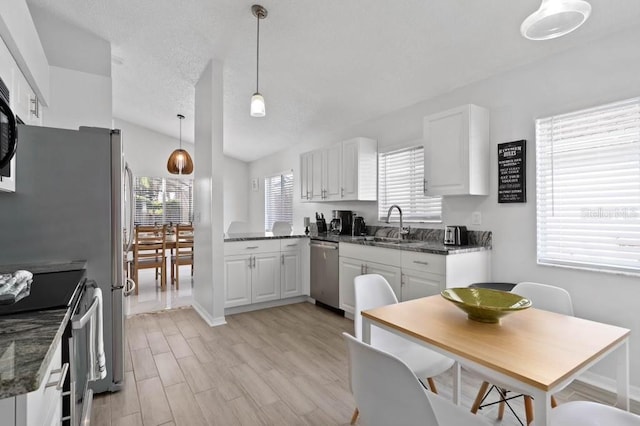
[250,4,267,117]
[167,114,194,175]
[521,0,592,41]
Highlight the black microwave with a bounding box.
[0,76,18,176]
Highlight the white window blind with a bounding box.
[134,177,194,226]
[378,145,442,222]
[536,97,640,275]
[264,172,293,231]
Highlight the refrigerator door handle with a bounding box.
[125,163,135,252]
[123,278,136,296]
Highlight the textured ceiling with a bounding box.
[25,0,640,162]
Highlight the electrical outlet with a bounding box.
[471,211,482,225]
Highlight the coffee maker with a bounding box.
[329,210,353,235]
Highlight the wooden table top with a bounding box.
[362,295,630,391]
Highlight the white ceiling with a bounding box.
[26,0,640,162]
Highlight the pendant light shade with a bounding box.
[521,0,591,41]
[250,5,267,117]
[167,114,194,175]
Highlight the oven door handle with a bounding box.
[72,294,99,330]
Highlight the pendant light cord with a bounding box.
[256,12,260,93]
[178,114,184,150]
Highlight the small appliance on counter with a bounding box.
[352,215,366,236]
[330,210,353,235]
[444,225,469,246]
[315,212,327,234]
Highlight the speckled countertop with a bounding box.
[0,261,85,399]
[223,227,491,255]
[225,232,308,241]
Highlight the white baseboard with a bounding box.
[225,296,309,316]
[192,301,226,327]
[576,371,640,402]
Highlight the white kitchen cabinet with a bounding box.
[299,137,377,202]
[224,255,253,307]
[281,239,304,298]
[224,239,308,309]
[339,256,363,314]
[341,137,377,201]
[401,269,444,301]
[0,338,65,426]
[300,152,312,200]
[339,242,490,315]
[251,253,281,303]
[423,104,489,196]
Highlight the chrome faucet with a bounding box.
[385,204,410,238]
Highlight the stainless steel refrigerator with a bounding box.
[0,124,133,393]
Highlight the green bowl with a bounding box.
[441,287,532,323]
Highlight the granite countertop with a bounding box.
[224,232,309,242]
[0,308,70,398]
[311,234,489,255]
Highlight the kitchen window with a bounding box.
[536,97,640,275]
[264,172,293,231]
[378,145,442,222]
[134,177,194,226]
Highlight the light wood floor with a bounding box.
[91,302,639,426]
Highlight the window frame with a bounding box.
[133,176,194,226]
[264,171,294,232]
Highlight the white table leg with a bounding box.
[452,362,461,405]
[532,389,551,426]
[617,339,630,410]
[362,317,372,344]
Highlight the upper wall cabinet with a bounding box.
[423,104,489,196]
[300,137,377,202]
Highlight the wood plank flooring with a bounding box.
[91,302,639,426]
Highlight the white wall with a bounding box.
[222,156,250,232]
[29,5,112,129]
[249,26,640,390]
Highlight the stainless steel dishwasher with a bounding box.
[310,240,341,311]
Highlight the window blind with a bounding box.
[378,146,442,222]
[134,177,194,226]
[264,172,293,231]
[536,97,640,275]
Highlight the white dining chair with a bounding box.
[271,221,292,235]
[551,400,640,425]
[470,281,575,424]
[226,221,250,234]
[343,332,491,426]
[351,274,454,424]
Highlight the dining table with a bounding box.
[361,295,630,426]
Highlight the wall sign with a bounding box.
[498,140,526,203]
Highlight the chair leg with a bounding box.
[524,395,534,425]
[171,261,175,286]
[426,377,438,394]
[471,381,490,414]
[161,263,166,291]
[176,263,180,290]
[497,388,507,420]
[350,408,359,425]
[551,395,558,408]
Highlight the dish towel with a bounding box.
[93,286,107,380]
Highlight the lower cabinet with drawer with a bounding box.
[224,238,309,309]
[0,338,66,426]
[339,242,490,316]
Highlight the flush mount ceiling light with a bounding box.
[250,4,267,117]
[167,114,194,175]
[521,0,592,41]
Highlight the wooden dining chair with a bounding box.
[171,223,194,289]
[343,332,491,426]
[132,224,167,294]
[470,281,575,425]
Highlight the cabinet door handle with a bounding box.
[360,264,364,274]
[252,256,256,268]
[413,260,429,265]
[306,191,310,200]
[286,244,298,247]
[46,362,69,390]
[281,254,284,265]
[401,273,405,286]
[341,187,344,198]
[247,257,252,268]
[245,246,259,249]
[423,179,428,193]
